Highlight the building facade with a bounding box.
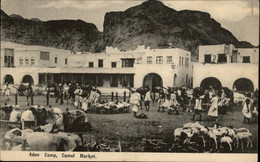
[193,44,259,91]
[1,41,71,86]
[1,41,192,92]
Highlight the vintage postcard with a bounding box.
[0,0,258,161]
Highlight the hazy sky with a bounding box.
[1,0,259,46]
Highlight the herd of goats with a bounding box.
[170,122,254,153]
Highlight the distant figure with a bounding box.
[21,107,36,122]
[9,105,21,122]
[26,82,33,103]
[55,83,64,105]
[63,82,69,101]
[242,93,252,124]
[74,86,83,108]
[157,93,165,112]
[144,90,151,111]
[251,99,258,123]
[3,82,10,101]
[208,93,219,122]
[130,90,141,117]
[233,86,237,92]
[192,95,202,121]
[81,95,88,112]
[218,89,226,107]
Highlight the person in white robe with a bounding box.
[242,93,252,123]
[9,105,21,122]
[192,95,202,121]
[130,90,141,117]
[3,83,11,101]
[144,90,151,111]
[208,93,219,121]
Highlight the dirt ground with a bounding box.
[0,94,258,152]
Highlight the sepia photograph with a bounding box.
[0,0,259,161]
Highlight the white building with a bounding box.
[193,44,259,91]
[1,41,71,86]
[1,41,192,92]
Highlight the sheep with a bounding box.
[173,127,184,142]
[234,128,249,133]
[207,129,218,151]
[234,132,253,150]
[173,122,254,153]
[220,136,233,152]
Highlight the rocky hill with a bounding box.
[1,10,102,53]
[1,0,254,60]
[102,0,254,61]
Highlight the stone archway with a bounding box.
[3,74,14,84]
[200,77,222,90]
[143,73,163,92]
[233,78,254,92]
[21,75,34,85]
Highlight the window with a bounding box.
[231,50,238,63]
[25,57,29,65]
[185,58,189,67]
[147,56,152,64]
[31,57,35,65]
[122,59,134,67]
[204,54,211,63]
[217,54,227,63]
[242,56,250,63]
[54,57,58,64]
[156,56,163,64]
[179,56,182,65]
[167,56,172,64]
[98,59,103,68]
[19,57,23,65]
[111,62,117,68]
[4,56,7,63]
[89,62,94,67]
[65,58,68,65]
[181,57,184,66]
[4,49,14,67]
[136,57,142,64]
[40,51,50,60]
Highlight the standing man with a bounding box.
[208,93,219,122]
[21,106,36,122]
[192,95,202,121]
[144,89,151,111]
[55,83,64,105]
[26,82,33,104]
[74,85,83,108]
[130,89,141,117]
[9,105,21,122]
[3,82,10,101]
[242,93,252,124]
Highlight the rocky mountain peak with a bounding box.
[1,1,254,60]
